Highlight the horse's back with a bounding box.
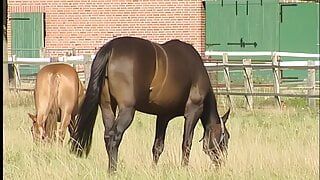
[106,37,210,116]
[106,37,186,114]
[153,39,210,92]
[35,64,80,114]
[107,37,156,106]
[36,64,79,91]
[37,63,78,79]
[162,40,208,79]
[161,40,211,101]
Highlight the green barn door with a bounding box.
[206,2,244,52]
[206,0,280,82]
[206,0,279,54]
[245,1,279,52]
[11,12,44,77]
[279,3,320,80]
[280,3,319,55]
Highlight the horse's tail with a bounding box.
[77,78,86,113]
[70,43,112,157]
[45,74,60,139]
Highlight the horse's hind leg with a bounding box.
[106,59,136,172]
[152,116,170,165]
[100,81,117,152]
[58,110,72,144]
[68,114,76,138]
[100,98,117,155]
[106,105,135,173]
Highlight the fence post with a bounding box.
[3,33,9,92]
[272,55,281,109]
[84,54,92,89]
[39,48,46,58]
[39,48,46,70]
[208,70,218,92]
[63,55,67,62]
[223,53,233,109]
[307,60,316,108]
[72,48,76,56]
[243,59,253,110]
[51,57,59,63]
[12,55,20,90]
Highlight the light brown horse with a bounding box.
[28,63,85,143]
[70,37,230,173]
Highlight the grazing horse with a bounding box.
[28,63,85,143]
[70,37,230,172]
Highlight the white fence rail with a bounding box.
[7,54,95,90]
[5,51,320,109]
[205,51,320,58]
[204,51,319,109]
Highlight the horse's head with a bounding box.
[28,113,47,142]
[203,108,230,166]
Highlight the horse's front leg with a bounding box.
[152,116,170,165]
[181,101,203,166]
[106,106,135,173]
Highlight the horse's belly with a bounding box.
[135,101,185,116]
[135,84,188,116]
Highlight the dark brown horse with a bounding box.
[70,37,230,172]
[28,63,85,143]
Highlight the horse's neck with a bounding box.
[203,90,220,125]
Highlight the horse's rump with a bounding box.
[32,63,82,141]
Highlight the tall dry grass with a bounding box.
[3,92,319,179]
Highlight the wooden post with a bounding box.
[39,48,46,58]
[307,60,316,108]
[39,48,46,69]
[72,48,76,56]
[51,57,59,63]
[3,33,9,92]
[208,71,217,91]
[223,53,233,109]
[213,70,218,92]
[272,55,281,109]
[84,54,92,89]
[243,59,253,110]
[12,55,20,90]
[63,55,67,62]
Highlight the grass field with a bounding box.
[4,92,319,179]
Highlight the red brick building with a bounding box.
[7,0,205,57]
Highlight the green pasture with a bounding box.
[4,92,319,179]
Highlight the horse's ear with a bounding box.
[221,108,230,124]
[28,113,37,123]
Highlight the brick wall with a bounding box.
[7,0,205,57]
